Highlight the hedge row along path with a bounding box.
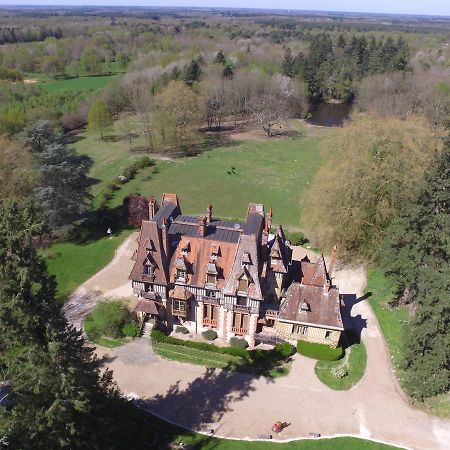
[64,233,450,450]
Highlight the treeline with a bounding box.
[283,34,409,101]
[0,25,63,44]
[303,113,449,401]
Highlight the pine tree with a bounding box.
[0,201,152,449]
[214,49,226,64]
[282,47,294,78]
[184,59,201,85]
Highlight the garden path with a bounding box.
[65,233,450,450]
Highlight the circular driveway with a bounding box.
[65,234,450,450]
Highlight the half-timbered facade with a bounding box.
[129,193,344,348]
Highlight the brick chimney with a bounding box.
[328,245,338,280]
[265,207,273,233]
[206,204,212,224]
[149,196,157,220]
[198,216,207,237]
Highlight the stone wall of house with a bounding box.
[275,320,341,348]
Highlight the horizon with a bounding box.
[1,1,450,18]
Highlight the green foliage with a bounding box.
[214,50,226,64]
[297,340,344,361]
[229,337,249,349]
[19,120,93,230]
[122,321,140,337]
[378,144,450,399]
[284,230,307,246]
[85,299,131,339]
[315,340,367,390]
[175,325,189,334]
[202,329,218,340]
[88,100,113,139]
[0,65,23,81]
[0,201,149,448]
[184,59,201,85]
[151,329,249,358]
[0,104,26,135]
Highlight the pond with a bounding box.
[306,102,353,127]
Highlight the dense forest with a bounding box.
[0,5,449,447]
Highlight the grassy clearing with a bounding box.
[40,75,117,93]
[90,335,128,348]
[315,341,367,390]
[43,229,132,301]
[74,116,324,228]
[365,269,408,379]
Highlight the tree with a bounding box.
[214,50,226,65]
[379,145,450,399]
[247,92,288,136]
[123,194,149,228]
[79,46,103,75]
[302,114,444,259]
[88,100,113,140]
[184,59,201,86]
[19,121,93,231]
[0,135,37,201]
[160,80,200,144]
[282,47,294,78]
[0,201,152,448]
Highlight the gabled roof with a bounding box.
[269,225,292,274]
[223,234,263,300]
[279,283,343,330]
[129,220,169,285]
[301,255,329,287]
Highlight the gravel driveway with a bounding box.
[65,234,450,450]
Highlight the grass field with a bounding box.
[74,117,324,228]
[315,341,367,390]
[43,229,132,301]
[40,75,117,93]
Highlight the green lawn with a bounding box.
[152,341,291,378]
[90,335,129,348]
[74,117,324,228]
[315,341,367,390]
[148,409,404,449]
[365,269,408,379]
[43,229,132,301]
[39,75,118,93]
[366,268,450,418]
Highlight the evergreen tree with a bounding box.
[282,47,294,78]
[379,144,450,399]
[336,33,346,49]
[184,59,201,85]
[19,121,93,231]
[0,201,152,449]
[214,49,226,64]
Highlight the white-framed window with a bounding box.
[206,273,216,285]
[176,269,186,280]
[238,277,248,293]
[206,289,216,298]
[143,264,153,275]
[292,324,307,335]
[173,299,186,313]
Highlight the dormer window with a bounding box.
[206,273,216,285]
[300,301,310,311]
[238,276,248,293]
[143,264,153,276]
[241,252,251,268]
[176,269,186,281]
[205,261,218,286]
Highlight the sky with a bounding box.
[1,0,449,16]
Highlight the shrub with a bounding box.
[202,329,217,340]
[297,340,344,361]
[122,321,140,337]
[175,325,189,334]
[85,299,130,338]
[284,230,307,246]
[151,329,249,358]
[274,342,296,358]
[134,155,155,169]
[229,337,249,349]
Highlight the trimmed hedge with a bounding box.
[202,329,218,341]
[151,329,249,358]
[297,340,344,361]
[229,337,248,349]
[122,322,140,337]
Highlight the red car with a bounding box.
[271,421,289,433]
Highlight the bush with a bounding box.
[122,321,140,337]
[134,155,155,169]
[151,329,249,358]
[274,342,296,358]
[84,300,130,338]
[297,340,344,361]
[229,337,249,349]
[284,230,307,246]
[175,325,189,334]
[202,329,218,340]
